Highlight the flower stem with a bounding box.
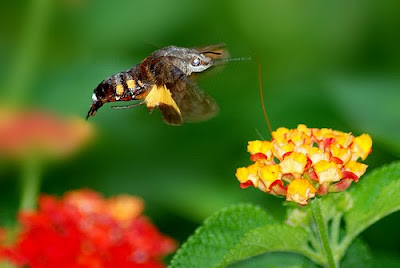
[2,0,52,106]
[19,157,42,210]
[331,212,342,249]
[311,198,336,268]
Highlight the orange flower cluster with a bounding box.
[0,109,92,159]
[0,190,176,268]
[236,124,372,205]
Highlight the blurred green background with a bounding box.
[1,0,399,265]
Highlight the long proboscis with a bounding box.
[215,57,252,62]
[257,58,273,136]
[212,57,252,65]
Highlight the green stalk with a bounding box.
[3,0,52,106]
[0,157,43,268]
[19,157,42,210]
[311,198,337,268]
[331,212,342,249]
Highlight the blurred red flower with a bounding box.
[0,190,176,268]
[0,109,93,159]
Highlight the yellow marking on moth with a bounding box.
[144,85,181,115]
[115,84,124,96]
[126,79,136,89]
[137,80,144,87]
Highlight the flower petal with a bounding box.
[260,164,282,191]
[313,160,342,184]
[280,152,307,177]
[286,178,317,205]
[351,134,373,160]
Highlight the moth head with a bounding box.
[153,46,227,76]
[185,51,213,74]
[167,47,214,75]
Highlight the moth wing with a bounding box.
[157,103,183,125]
[168,79,219,123]
[144,58,219,125]
[144,84,184,126]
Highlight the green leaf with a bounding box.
[343,161,400,248]
[219,224,311,267]
[169,204,315,268]
[227,252,318,268]
[169,204,276,268]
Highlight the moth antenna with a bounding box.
[202,51,222,55]
[257,57,273,136]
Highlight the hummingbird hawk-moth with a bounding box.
[86,44,228,125]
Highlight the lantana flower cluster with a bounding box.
[0,190,176,268]
[236,124,372,205]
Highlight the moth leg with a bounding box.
[111,101,145,109]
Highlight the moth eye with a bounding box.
[191,57,201,66]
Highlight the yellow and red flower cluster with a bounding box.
[0,190,176,268]
[236,124,372,205]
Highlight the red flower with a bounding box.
[0,190,176,268]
